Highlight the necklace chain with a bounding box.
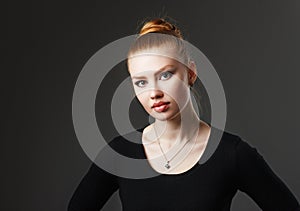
[153,125,198,169]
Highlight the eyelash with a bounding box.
[134,71,174,88]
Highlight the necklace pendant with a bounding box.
[165,162,171,169]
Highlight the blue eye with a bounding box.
[134,80,147,88]
[160,71,173,80]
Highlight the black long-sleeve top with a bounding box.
[68,126,300,211]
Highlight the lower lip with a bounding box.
[153,104,169,112]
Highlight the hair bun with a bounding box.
[139,18,183,39]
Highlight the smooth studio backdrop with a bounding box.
[5,1,300,210]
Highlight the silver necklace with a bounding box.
[153,125,198,169]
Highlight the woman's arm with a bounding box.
[235,137,299,211]
[68,160,119,211]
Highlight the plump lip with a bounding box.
[151,101,170,108]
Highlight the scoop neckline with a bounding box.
[138,124,217,177]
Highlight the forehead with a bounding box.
[128,54,179,75]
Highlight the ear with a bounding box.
[187,60,197,86]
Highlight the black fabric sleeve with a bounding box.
[235,137,300,211]
[67,162,119,211]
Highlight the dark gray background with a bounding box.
[5,0,300,210]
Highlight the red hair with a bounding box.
[139,18,183,39]
[127,18,189,64]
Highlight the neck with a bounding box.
[152,100,201,149]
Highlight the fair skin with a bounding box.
[127,48,211,174]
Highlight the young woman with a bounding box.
[68,18,300,211]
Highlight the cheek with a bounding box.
[164,79,190,108]
[135,93,148,108]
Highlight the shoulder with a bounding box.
[217,129,268,173]
[215,128,255,152]
[207,127,263,163]
[211,127,243,152]
[106,127,145,159]
[217,129,259,159]
[206,128,265,171]
[197,126,248,165]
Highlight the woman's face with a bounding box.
[128,52,193,121]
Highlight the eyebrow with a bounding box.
[131,65,175,79]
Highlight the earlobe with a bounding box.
[188,61,197,86]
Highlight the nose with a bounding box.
[150,88,164,99]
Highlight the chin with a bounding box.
[148,110,180,122]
